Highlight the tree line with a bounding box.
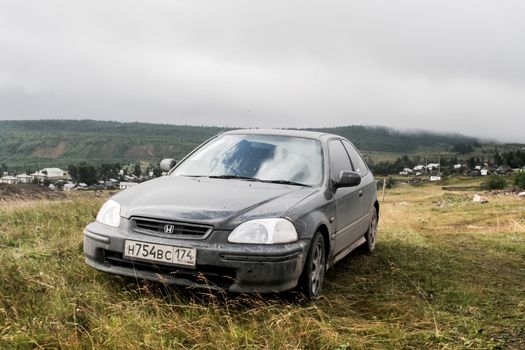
[67,162,162,185]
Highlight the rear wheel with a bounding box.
[300,232,326,299]
[365,206,378,253]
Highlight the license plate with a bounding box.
[123,240,196,267]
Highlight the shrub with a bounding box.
[376,177,395,190]
[483,175,507,190]
[514,172,525,189]
[386,176,396,189]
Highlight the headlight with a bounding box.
[228,219,298,244]
[96,199,121,227]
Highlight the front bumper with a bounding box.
[83,221,309,293]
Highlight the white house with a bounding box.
[426,163,440,171]
[16,174,32,184]
[124,174,138,182]
[0,176,17,184]
[453,164,463,170]
[30,171,46,181]
[64,183,76,191]
[42,168,65,178]
[76,183,89,190]
[412,165,424,176]
[399,168,414,176]
[31,168,65,180]
[119,182,138,190]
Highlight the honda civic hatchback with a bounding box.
[84,129,379,298]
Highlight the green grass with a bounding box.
[1,181,524,349]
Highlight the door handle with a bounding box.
[359,190,363,197]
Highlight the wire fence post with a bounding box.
[382,178,386,202]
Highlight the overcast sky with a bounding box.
[1,1,524,142]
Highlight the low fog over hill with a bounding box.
[0,119,501,168]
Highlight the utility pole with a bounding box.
[438,153,441,175]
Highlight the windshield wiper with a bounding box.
[208,175,259,181]
[208,175,311,187]
[257,179,311,187]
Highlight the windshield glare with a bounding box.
[172,134,324,186]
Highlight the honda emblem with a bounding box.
[163,224,175,234]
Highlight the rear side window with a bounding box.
[342,140,369,177]
[328,140,352,182]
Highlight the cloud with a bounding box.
[0,0,524,142]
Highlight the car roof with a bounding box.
[221,128,341,140]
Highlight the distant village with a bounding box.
[397,162,524,181]
[0,164,160,191]
[1,155,525,192]
[368,147,525,181]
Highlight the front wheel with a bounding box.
[365,206,378,253]
[300,232,326,299]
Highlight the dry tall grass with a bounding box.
[1,180,524,349]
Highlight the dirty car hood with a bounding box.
[112,176,318,229]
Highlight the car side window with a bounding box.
[328,140,353,182]
[342,140,369,177]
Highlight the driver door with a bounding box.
[328,139,364,257]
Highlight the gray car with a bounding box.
[84,129,379,298]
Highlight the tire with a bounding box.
[300,232,326,299]
[365,206,378,253]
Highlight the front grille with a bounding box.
[131,217,212,239]
[103,250,236,288]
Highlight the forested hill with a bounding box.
[0,120,223,168]
[0,119,481,168]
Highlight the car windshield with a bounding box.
[172,134,324,186]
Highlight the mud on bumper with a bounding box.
[84,223,310,293]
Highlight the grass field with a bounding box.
[0,180,524,349]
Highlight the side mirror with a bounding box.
[335,170,361,188]
[160,158,177,172]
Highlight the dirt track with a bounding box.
[0,184,112,208]
[0,184,66,203]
